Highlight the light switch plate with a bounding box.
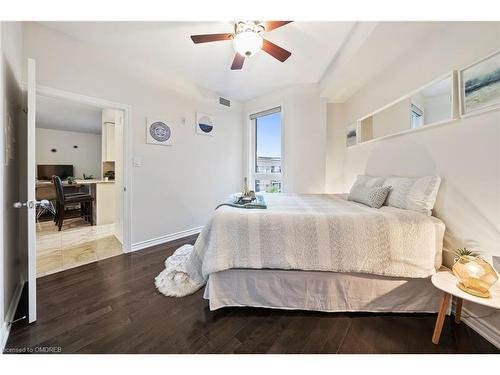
[133,156,142,167]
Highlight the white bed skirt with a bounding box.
[204,269,445,313]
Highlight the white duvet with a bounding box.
[155,194,445,297]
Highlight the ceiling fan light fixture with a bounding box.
[233,31,263,58]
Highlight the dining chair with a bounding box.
[52,176,94,231]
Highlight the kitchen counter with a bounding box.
[36,179,115,186]
[36,179,116,225]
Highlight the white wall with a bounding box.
[243,84,327,194]
[36,128,102,178]
[0,21,24,351]
[23,22,243,245]
[325,21,500,345]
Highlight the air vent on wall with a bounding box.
[219,97,231,107]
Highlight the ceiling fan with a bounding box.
[190,21,293,70]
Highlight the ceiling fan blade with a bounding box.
[263,21,293,32]
[231,53,245,70]
[262,39,292,62]
[190,33,233,44]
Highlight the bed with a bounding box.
[203,269,445,313]
[156,192,446,313]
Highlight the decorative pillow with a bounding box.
[351,175,385,188]
[382,175,441,215]
[348,185,392,209]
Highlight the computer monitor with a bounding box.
[37,164,74,181]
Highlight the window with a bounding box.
[411,103,424,129]
[250,107,282,193]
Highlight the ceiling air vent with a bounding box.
[219,97,231,107]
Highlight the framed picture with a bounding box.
[146,118,173,146]
[346,122,357,147]
[459,50,500,116]
[196,112,215,136]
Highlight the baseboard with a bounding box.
[452,299,500,349]
[131,226,202,252]
[461,307,500,349]
[0,281,24,352]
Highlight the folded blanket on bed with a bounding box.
[216,193,267,210]
[155,193,445,297]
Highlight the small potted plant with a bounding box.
[66,176,76,184]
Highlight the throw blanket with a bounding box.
[216,193,267,209]
[155,194,445,297]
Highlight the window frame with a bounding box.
[248,105,284,193]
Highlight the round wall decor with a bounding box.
[149,121,171,142]
[146,118,173,146]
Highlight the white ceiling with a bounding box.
[38,21,357,101]
[319,22,449,102]
[36,95,102,134]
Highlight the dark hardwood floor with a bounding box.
[4,235,499,354]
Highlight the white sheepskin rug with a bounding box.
[154,244,204,297]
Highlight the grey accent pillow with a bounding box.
[348,185,392,209]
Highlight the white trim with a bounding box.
[452,299,500,349]
[33,84,133,253]
[27,58,36,323]
[460,307,500,349]
[0,281,24,352]
[131,227,202,252]
[348,117,456,148]
[0,22,5,348]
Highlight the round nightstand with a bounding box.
[431,267,500,344]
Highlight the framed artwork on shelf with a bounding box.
[459,50,500,116]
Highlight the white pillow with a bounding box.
[382,175,441,215]
[351,175,385,188]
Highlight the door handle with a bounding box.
[13,199,49,209]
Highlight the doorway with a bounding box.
[35,94,127,276]
[18,70,132,323]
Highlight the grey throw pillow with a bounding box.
[348,185,392,209]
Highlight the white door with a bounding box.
[26,58,37,322]
[11,60,36,322]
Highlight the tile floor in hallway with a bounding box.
[36,218,123,277]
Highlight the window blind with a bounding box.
[249,106,281,120]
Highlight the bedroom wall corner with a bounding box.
[325,103,347,193]
[243,84,327,194]
[324,21,500,348]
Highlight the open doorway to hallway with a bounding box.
[35,94,126,276]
